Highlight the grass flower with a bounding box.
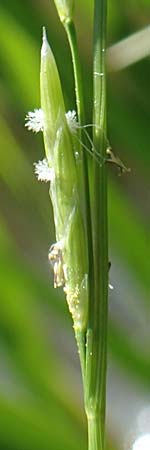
[40,27,88,333]
[25,108,44,132]
[65,110,78,133]
[34,158,55,182]
[26,0,110,445]
[48,240,65,288]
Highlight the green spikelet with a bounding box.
[40,29,88,332]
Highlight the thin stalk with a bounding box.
[64,20,85,125]
[75,329,86,383]
[88,416,103,450]
[86,0,108,449]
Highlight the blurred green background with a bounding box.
[0,1,149,449]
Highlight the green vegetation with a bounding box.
[0,1,149,449]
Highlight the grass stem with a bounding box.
[85,0,108,448]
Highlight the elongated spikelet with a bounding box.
[40,29,88,331]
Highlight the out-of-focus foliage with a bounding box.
[0,1,149,449]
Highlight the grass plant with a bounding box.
[26,1,109,449]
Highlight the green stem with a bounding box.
[86,0,108,449]
[75,329,86,383]
[87,416,103,450]
[64,20,85,125]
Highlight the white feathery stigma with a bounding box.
[25,108,44,133]
[34,158,55,182]
[65,110,79,134]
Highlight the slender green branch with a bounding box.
[88,416,103,450]
[86,0,108,449]
[75,329,86,383]
[64,20,85,125]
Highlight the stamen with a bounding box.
[48,241,65,288]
